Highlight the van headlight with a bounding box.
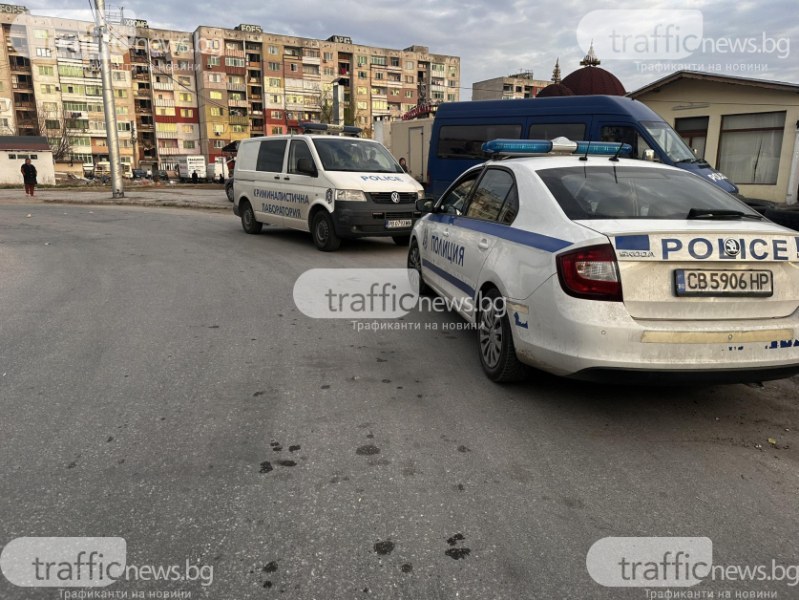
[335,189,367,202]
[416,190,424,200]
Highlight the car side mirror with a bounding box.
[642,149,656,162]
[416,198,435,213]
[297,158,318,177]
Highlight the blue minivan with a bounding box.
[427,95,740,198]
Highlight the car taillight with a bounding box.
[556,244,623,301]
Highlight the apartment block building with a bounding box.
[472,71,551,100]
[0,4,460,170]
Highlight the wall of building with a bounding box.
[0,148,54,184]
[636,78,799,204]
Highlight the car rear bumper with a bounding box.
[509,278,799,381]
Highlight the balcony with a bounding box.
[224,49,245,58]
[249,94,262,101]
[153,82,173,91]
[154,99,175,107]
[132,71,150,81]
[229,115,249,126]
[247,61,261,69]
[228,99,248,108]
[157,147,182,155]
[227,83,246,92]
[250,109,263,116]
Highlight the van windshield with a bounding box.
[641,120,697,163]
[312,138,403,173]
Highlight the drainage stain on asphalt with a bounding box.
[259,461,273,473]
[276,460,297,467]
[253,390,266,397]
[400,563,413,573]
[457,445,471,453]
[373,540,395,555]
[288,445,301,452]
[356,445,381,456]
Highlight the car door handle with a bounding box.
[478,239,490,250]
[273,175,280,180]
[284,176,290,180]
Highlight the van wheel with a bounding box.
[392,235,410,246]
[311,211,341,251]
[240,201,262,234]
[477,287,526,382]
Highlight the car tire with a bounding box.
[311,210,341,251]
[764,208,799,232]
[240,201,262,234]
[226,183,234,203]
[477,287,527,383]
[392,235,411,246]
[407,239,431,296]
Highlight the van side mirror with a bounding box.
[642,149,655,162]
[416,198,435,213]
[296,158,318,177]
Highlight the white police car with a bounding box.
[408,138,799,383]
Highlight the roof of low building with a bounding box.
[0,136,52,152]
[630,70,799,97]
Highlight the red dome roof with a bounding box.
[561,66,625,96]
[536,83,575,97]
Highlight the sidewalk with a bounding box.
[0,185,232,211]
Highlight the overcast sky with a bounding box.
[31,0,799,99]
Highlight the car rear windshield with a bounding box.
[537,166,759,220]
[312,138,403,174]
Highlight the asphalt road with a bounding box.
[1,203,797,600]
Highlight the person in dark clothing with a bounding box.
[191,170,199,184]
[21,158,37,196]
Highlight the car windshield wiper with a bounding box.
[675,157,700,164]
[687,208,763,220]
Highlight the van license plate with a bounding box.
[386,219,412,229]
[674,269,773,297]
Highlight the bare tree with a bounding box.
[37,104,73,162]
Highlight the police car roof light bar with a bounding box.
[482,138,633,158]
[300,122,363,137]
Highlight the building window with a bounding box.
[182,125,194,134]
[180,109,193,118]
[675,116,709,160]
[38,65,54,76]
[208,73,222,83]
[405,61,413,70]
[323,52,333,61]
[209,91,222,100]
[271,111,282,119]
[718,111,785,185]
[117,122,132,131]
[268,46,279,55]
[208,56,220,67]
[210,107,222,116]
[36,47,52,57]
[114,89,127,99]
[225,57,245,68]
[183,140,195,149]
[179,92,193,102]
[371,56,386,66]
[214,140,225,148]
[289,63,298,72]
[268,62,280,71]
[358,71,367,79]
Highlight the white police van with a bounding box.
[233,124,424,251]
[409,138,799,384]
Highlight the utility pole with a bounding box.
[93,0,124,197]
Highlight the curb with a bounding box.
[41,198,230,211]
